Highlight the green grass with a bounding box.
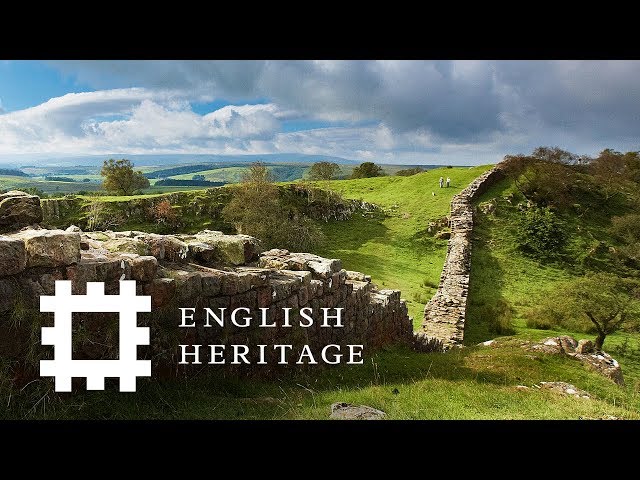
[312,166,492,326]
[170,166,256,183]
[7,341,638,419]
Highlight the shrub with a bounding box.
[396,167,424,176]
[516,207,567,257]
[151,199,178,227]
[351,162,385,179]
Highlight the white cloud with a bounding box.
[0,89,283,155]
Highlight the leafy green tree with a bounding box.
[610,214,640,266]
[516,207,566,257]
[100,159,150,195]
[396,167,424,176]
[308,162,342,181]
[568,273,640,350]
[351,162,385,179]
[222,162,324,251]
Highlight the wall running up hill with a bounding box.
[420,165,505,350]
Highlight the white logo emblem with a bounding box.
[40,280,151,392]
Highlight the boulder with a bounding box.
[0,278,17,311]
[259,250,342,279]
[190,230,260,266]
[525,336,624,386]
[576,339,594,354]
[15,229,80,267]
[330,402,386,420]
[0,235,27,276]
[0,191,43,232]
[162,236,190,262]
[104,238,151,256]
[123,255,158,282]
[143,278,176,309]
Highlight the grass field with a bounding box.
[312,166,491,326]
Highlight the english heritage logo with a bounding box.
[40,280,151,392]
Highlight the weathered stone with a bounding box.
[15,229,80,267]
[187,242,217,265]
[200,270,224,296]
[576,339,594,354]
[126,256,158,282]
[104,238,151,256]
[162,236,190,262]
[0,236,27,276]
[259,250,342,279]
[330,403,386,420]
[0,277,17,311]
[143,278,176,308]
[66,225,82,233]
[0,190,43,232]
[188,230,260,265]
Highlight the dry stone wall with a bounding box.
[0,191,412,384]
[420,165,505,350]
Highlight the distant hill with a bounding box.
[0,168,28,177]
[12,153,361,168]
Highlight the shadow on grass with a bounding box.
[464,213,513,346]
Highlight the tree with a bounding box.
[502,148,579,209]
[308,162,342,181]
[568,273,640,350]
[222,162,324,251]
[100,159,150,196]
[192,174,206,181]
[589,149,640,203]
[516,207,567,257]
[396,167,424,176]
[151,199,177,226]
[351,162,385,179]
[610,214,640,266]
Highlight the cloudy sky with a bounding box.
[0,60,639,165]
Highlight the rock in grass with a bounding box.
[330,402,386,420]
[537,381,591,399]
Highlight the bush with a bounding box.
[396,167,424,176]
[351,162,385,179]
[516,207,567,257]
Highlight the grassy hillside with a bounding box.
[465,174,640,398]
[312,166,491,326]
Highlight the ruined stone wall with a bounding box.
[0,191,412,384]
[420,165,505,350]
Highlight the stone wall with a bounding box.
[420,165,505,350]
[0,192,412,385]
